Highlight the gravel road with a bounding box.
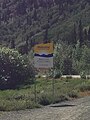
[0,96,90,120]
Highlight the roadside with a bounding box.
[0,78,90,111]
[0,96,90,120]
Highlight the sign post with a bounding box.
[34,42,54,103]
[34,78,37,103]
[52,69,55,103]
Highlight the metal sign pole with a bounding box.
[34,77,37,103]
[52,69,55,103]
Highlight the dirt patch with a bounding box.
[79,91,90,97]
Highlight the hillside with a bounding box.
[0,0,90,50]
[0,0,90,102]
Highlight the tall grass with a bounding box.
[0,78,90,111]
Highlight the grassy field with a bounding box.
[0,78,90,111]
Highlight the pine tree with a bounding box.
[44,28,48,43]
[25,38,29,54]
[73,23,77,46]
[2,2,6,9]
[88,27,90,41]
[83,29,88,45]
[11,39,15,49]
[33,0,38,9]
[16,1,26,15]
[63,57,73,75]
[26,15,32,25]
[78,20,84,47]
[33,9,37,21]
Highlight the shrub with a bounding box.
[38,94,52,105]
[80,71,86,79]
[54,95,68,104]
[68,91,78,98]
[54,70,62,79]
[79,84,90,92]
[66,75,72,79]
[0,47,35,89]
[86,75,90,79]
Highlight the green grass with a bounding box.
[0,78,90,111]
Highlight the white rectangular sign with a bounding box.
[34,56,53,68]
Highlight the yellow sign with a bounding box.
[34,43,53,55]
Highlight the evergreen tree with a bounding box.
[78,20,84,47]
[11,39,15,49]
[0,13,1,25]
[26,15,32,25]
[25,38,29,54]
[73,23,77,46]
[83,28,88,45]
[33,0,38,9]
[16,0,27,15]
[62,57,73,75]
[44,28,48,43]
[33,9,37,21]
[88,27,90,41]
[2,2,6,9]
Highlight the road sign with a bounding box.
[34,43,53,68]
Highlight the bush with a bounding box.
[79,84,90,92]
[54,70,62,79]
[86,75,90,79]
[80,71,86,79]
[54,95,68,104]
[0,47,35,89]
[38,94,52,105]
[68,91,78,98]
[66,75,72,79]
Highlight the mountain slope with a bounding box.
[0,0,90,49]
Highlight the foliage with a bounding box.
[0,47,35,89]
[0,78,90,111]
[72,44,90,74]
[53,42,90,75]
[67,91,78,98]
[0,0,90,49]
[54,43,78,75]
[53,69,62,79]
[79,84,90,92]
[0,0,90,86]
[38,94,52,106]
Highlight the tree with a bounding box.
[33,0,38,9]
[78,20,84,47]
[83,28,88,45]
[80,46,90,74]
[62,57,73,75]
[72,23,77,46]
[25,39,29,54]
[88,27,90,41]
[0,47,35,89]
[11,39,15,49]
[26,15,32,25]
[54,43,76,75]
[33,9,37,21]
[44,27,48,43]
[2,2,6,9]
[16,1,27,15]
